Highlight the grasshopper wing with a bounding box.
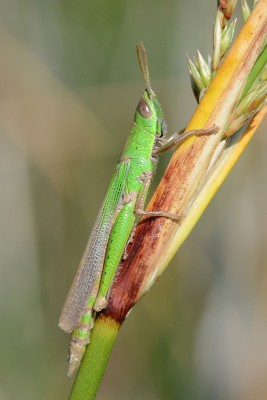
[59,161,129,332]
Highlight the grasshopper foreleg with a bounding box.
[155,125,219,155]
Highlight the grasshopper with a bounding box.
[59,42,217,376]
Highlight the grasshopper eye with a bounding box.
[137,98,152,119]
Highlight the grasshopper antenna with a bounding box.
[136,42,153,97]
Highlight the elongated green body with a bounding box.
[59,81,166,374]
[58,43,215,376]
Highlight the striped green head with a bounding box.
[136,42,167,140]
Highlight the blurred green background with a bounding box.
[1,1,267,399]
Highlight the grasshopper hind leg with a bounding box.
[67,280,100,376]
[67,307,96,376]
[122,224,137,260]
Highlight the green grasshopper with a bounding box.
[59,42,217,376]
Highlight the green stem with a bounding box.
[241,44,267,99]
[69,315,120,400]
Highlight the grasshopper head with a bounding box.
[135,90,166,140]
[136,42,167,140]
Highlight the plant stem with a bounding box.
[69,315,119,400]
